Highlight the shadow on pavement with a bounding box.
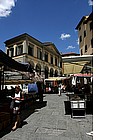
[0,100,47,138]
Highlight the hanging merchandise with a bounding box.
[84,78,87,84]
[72,76,76,86]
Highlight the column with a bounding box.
[13,45,17,56]
[23,40,27,54]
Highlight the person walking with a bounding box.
[58,84,61,96]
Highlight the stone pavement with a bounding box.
[0,93,93,140]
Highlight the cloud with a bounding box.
[88,0,93,6]
[66,45,75,50]
[60,33,71,40]
[0,0,17,17]
[76,38,79,45]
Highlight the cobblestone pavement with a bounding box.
[0,93,93,140]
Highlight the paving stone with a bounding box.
[0,93,93,140]
[57,120,67,130]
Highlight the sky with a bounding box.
[0,0,93,54]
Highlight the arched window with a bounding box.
[28,61,34,70]
[36,63,41,75]
[54,70,58,77]
[50,68,54,77]
[45,66,49,78]
[60,71,62,76]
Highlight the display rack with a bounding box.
[70,100,86,118]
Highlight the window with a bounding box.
[80,36,82,42]
[90,22,93,31]
[36,65,41,75]
[8,48,14,57]
[84,30,86,37]
[55,70,58,77]
[44,52,48,62]
[16,45,23,56]
[51,55,53,64]
[79,26,81,31]
[50,68,53,77]
[91,38,93,48]
[37,48,42,60]
[85,45,87,53]
[55,57,57,66]
[60,61,62,68]
[7,49,9,56]
[81,49,83,55]
[28,43,34,56]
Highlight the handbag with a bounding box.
[13,107,18,114]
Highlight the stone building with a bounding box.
[76,12,93,55]
[4,33,63,79]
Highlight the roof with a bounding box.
[43,42,61,55]
[62,55,93,62]
[75,12,93,30]
[75,16,88,30]
[4,33,61,56]
[61,52,80,57]
[84,12,93,23]
[4,33,43,46]
[43,42,54,46]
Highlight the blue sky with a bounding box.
[0,0,93,54]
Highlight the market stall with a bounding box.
[44,77,69,94]
[64,73,93,117]
[0,49,34,130]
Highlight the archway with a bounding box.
[59,71,62,76]
[28,60,34,70]
[50,68,54,77]
[45,66,49,78]
[54,70,58,77]
[36,63,41,75]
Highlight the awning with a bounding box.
[5,79,34,85]
[0,49,33,72]
[62,55,93,62]
[45,77,69,81]
[71,73,93,77]
[4,71,34,84]
[63,61,88,74]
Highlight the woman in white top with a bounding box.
[12,85,22,131]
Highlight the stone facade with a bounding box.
[76,12,93,55]
[4,33,63,79]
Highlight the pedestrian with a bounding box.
[61,83,65,93]
[11,85,23,131]
[58,84,61,96]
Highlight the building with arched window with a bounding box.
[4,33,63,80]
